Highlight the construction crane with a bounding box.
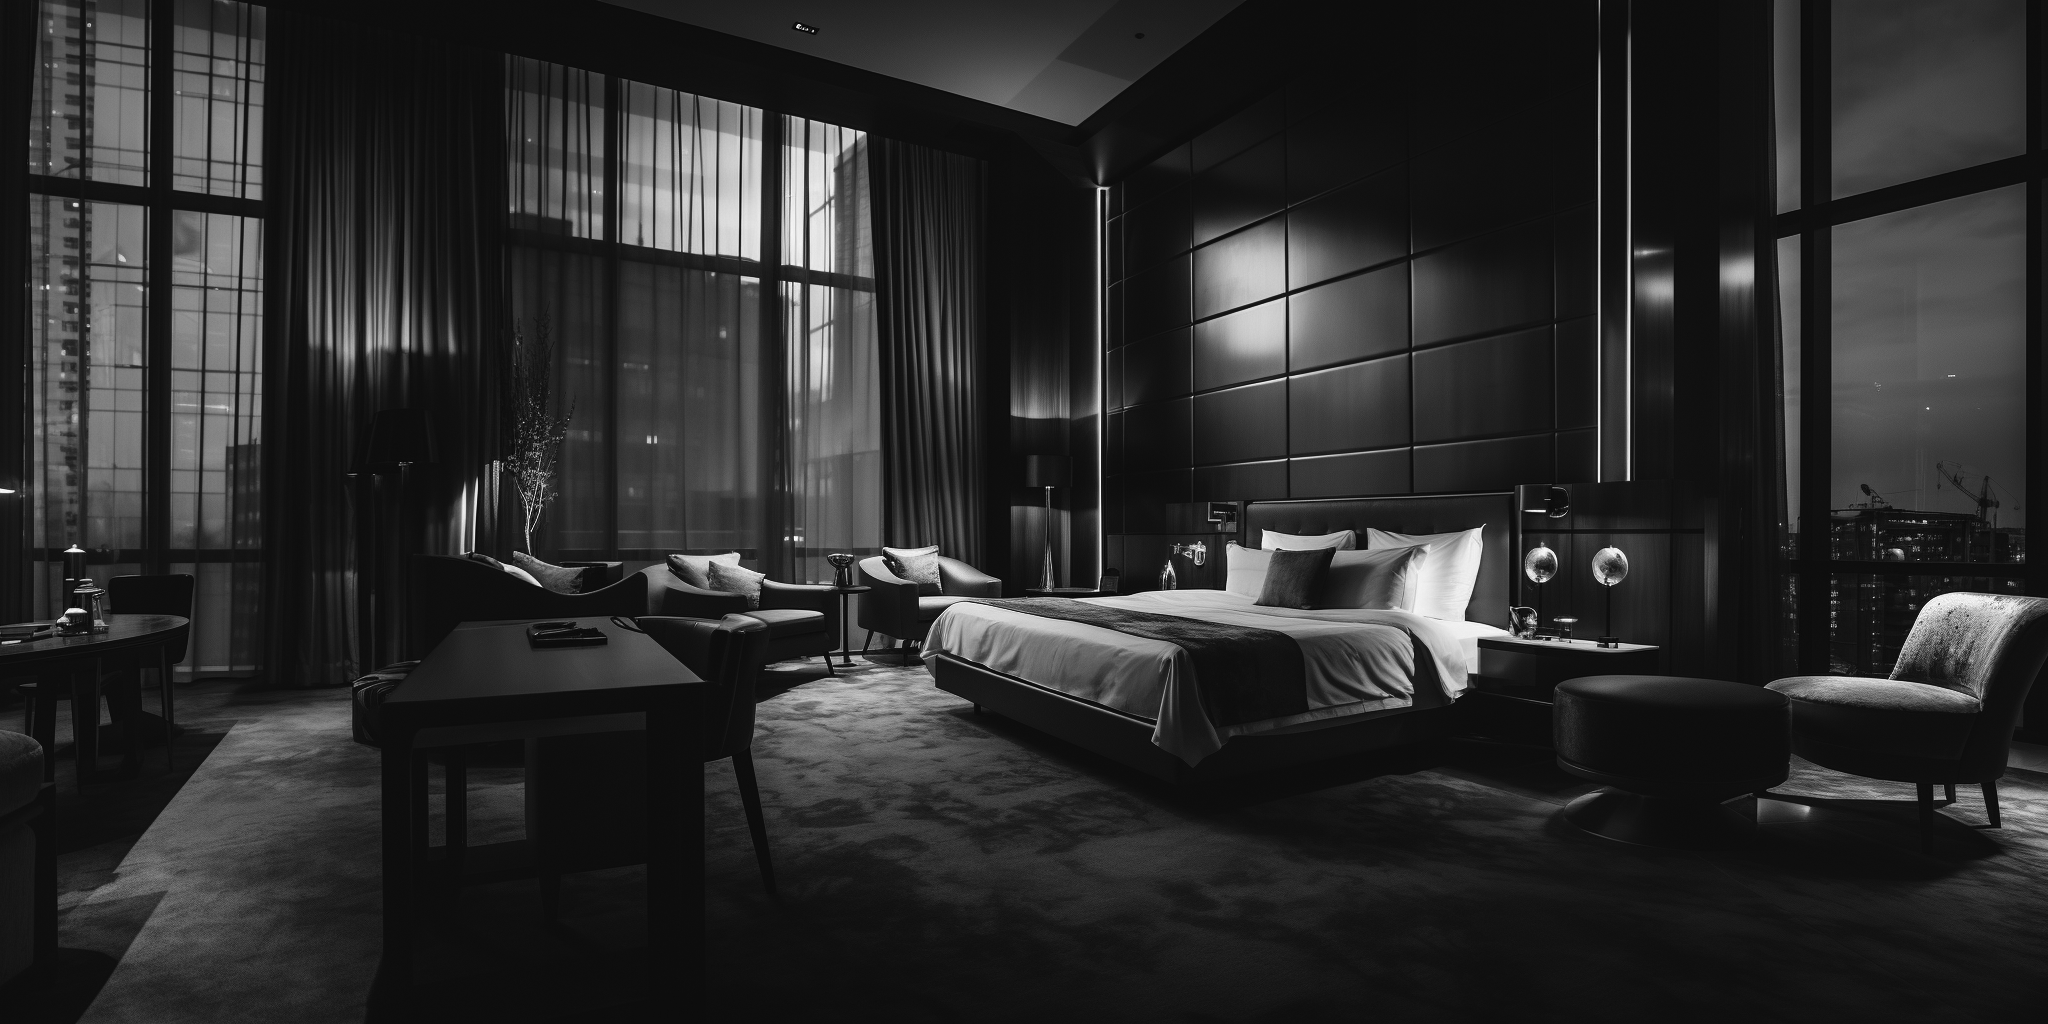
[1853,483,1891,510]
[1935,461,1999,527]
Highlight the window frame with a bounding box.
[505,70,876,565]
[1779,0,2047,673]
[25,0,264,573]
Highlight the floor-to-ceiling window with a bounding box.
[1776,0,2035,675]
[504,58,879,584]
[24,0,265,674]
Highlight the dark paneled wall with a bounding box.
[1101,4,1597,584]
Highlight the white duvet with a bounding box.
[922,589,1505,766]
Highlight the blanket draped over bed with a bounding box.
[962,598,1309,727]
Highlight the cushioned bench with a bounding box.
[1553,674,1790,848]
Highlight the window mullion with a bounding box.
[144,0,174,574]
[1796,0,1831,673]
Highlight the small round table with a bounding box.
[824,586,871,667]
[1,613,189,783]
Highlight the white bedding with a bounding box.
[922,589,1507,766]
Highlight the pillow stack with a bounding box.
[509,551,588,594]
[1225,542,1426,611]
[466,551,542,587]
[1222,523,1484,618]
[1366,527,1484,621]
[668,552,743,589]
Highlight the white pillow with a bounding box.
[1367,526,1484,621]
[1262,529,1357,551]
[503,564,542,587]
[1225,542,1272,599]
[668,551,743,589]
[1324,545,1428,611]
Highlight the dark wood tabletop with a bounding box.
[373,617,709,1013]
[0,613,189,672]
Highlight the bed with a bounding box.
[924,492,1517,784]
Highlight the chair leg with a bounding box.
[1983,779,2001,829]
[860,630,873,654]
[445,754,468,875]
[730,749,777,898]
[1943,782,1956,804]
[823,655,836,677]
[1917,781,1935,853]
[159,647,176,770]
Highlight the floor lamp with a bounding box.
[1025,456,1070,591]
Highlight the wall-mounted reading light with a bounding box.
[792,21,819,34]
[1519,484,1570,519]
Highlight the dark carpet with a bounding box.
[5,660,2047,1023]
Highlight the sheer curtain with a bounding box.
[504,61,878,581]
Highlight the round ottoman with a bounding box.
[1553,675,1790,847]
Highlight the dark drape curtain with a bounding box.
[262,12,505,687]
[0,0,34,623]
[870,138,985,566]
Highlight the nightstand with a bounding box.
[1465,636,1662,744]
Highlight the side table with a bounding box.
[826,586,871,667]
[1465,636,1662,744]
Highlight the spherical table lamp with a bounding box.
[1523,544,1559,635]
[1591,546,1630,648]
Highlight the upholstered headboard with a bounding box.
[1239,492,1517,628]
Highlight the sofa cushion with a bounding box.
[1766,675,1981,761]
[917,595,976,622]
[741,607,827,641]
[0,730,43,819]
[509,551,587,594]
[667,552,742,589]
[706,561,766,608]
[884,545,944,595]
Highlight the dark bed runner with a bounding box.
[962,598,1309,727]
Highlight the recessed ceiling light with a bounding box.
[1134,32,1146,39]
[792,21,818,35]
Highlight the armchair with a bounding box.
[1766,592,2048,849]
[641,562,841,671]
[857,554,1001,652]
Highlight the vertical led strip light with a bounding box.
[1095,185,1108,583]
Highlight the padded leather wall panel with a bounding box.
[1194,134,1287,245]
[1412,327,1554,443]
[1243,491,1514,626]
[1194,380,1288,465]
[1195,459,1289,501]
[1289,104,1405,202]
[1122,328,1192,406]
[1194,218,1288,319]
[1125,252,1192,339]
[1555,204,1596,319]
[1125,185,1192,274]
[1289,264,1409,372]
[1107,281,1125,348]
[1552,89,1598,210]
[1555,316,1597,429]
[1125,469,1191,532]
[1557,427,1597,483]
[1412,433,1555,494]
[1124,143,1191,211]
[1289,356,1409,455]
[1194,297,1287,391]
[1105,347,1124,411]
[1287,166,1407,289]
[1410,117,1551,252]
[1193,91,1286,172]
[1124,397,1191,469]
[1411,221,1554,345]
[1289,449,1412,498]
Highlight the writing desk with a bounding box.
[370,618,707,1012]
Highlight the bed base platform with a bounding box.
[929,653,1459,785]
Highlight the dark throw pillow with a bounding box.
[882,545,944,595]
[1255,547,1336,610]
[509,550,587,595]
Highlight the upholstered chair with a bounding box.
[526,613,774,917]
[1766,591,2048,848]
[856,554,1001,651]
[641,561,840,671]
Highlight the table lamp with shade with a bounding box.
[1024,455,1071,591]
